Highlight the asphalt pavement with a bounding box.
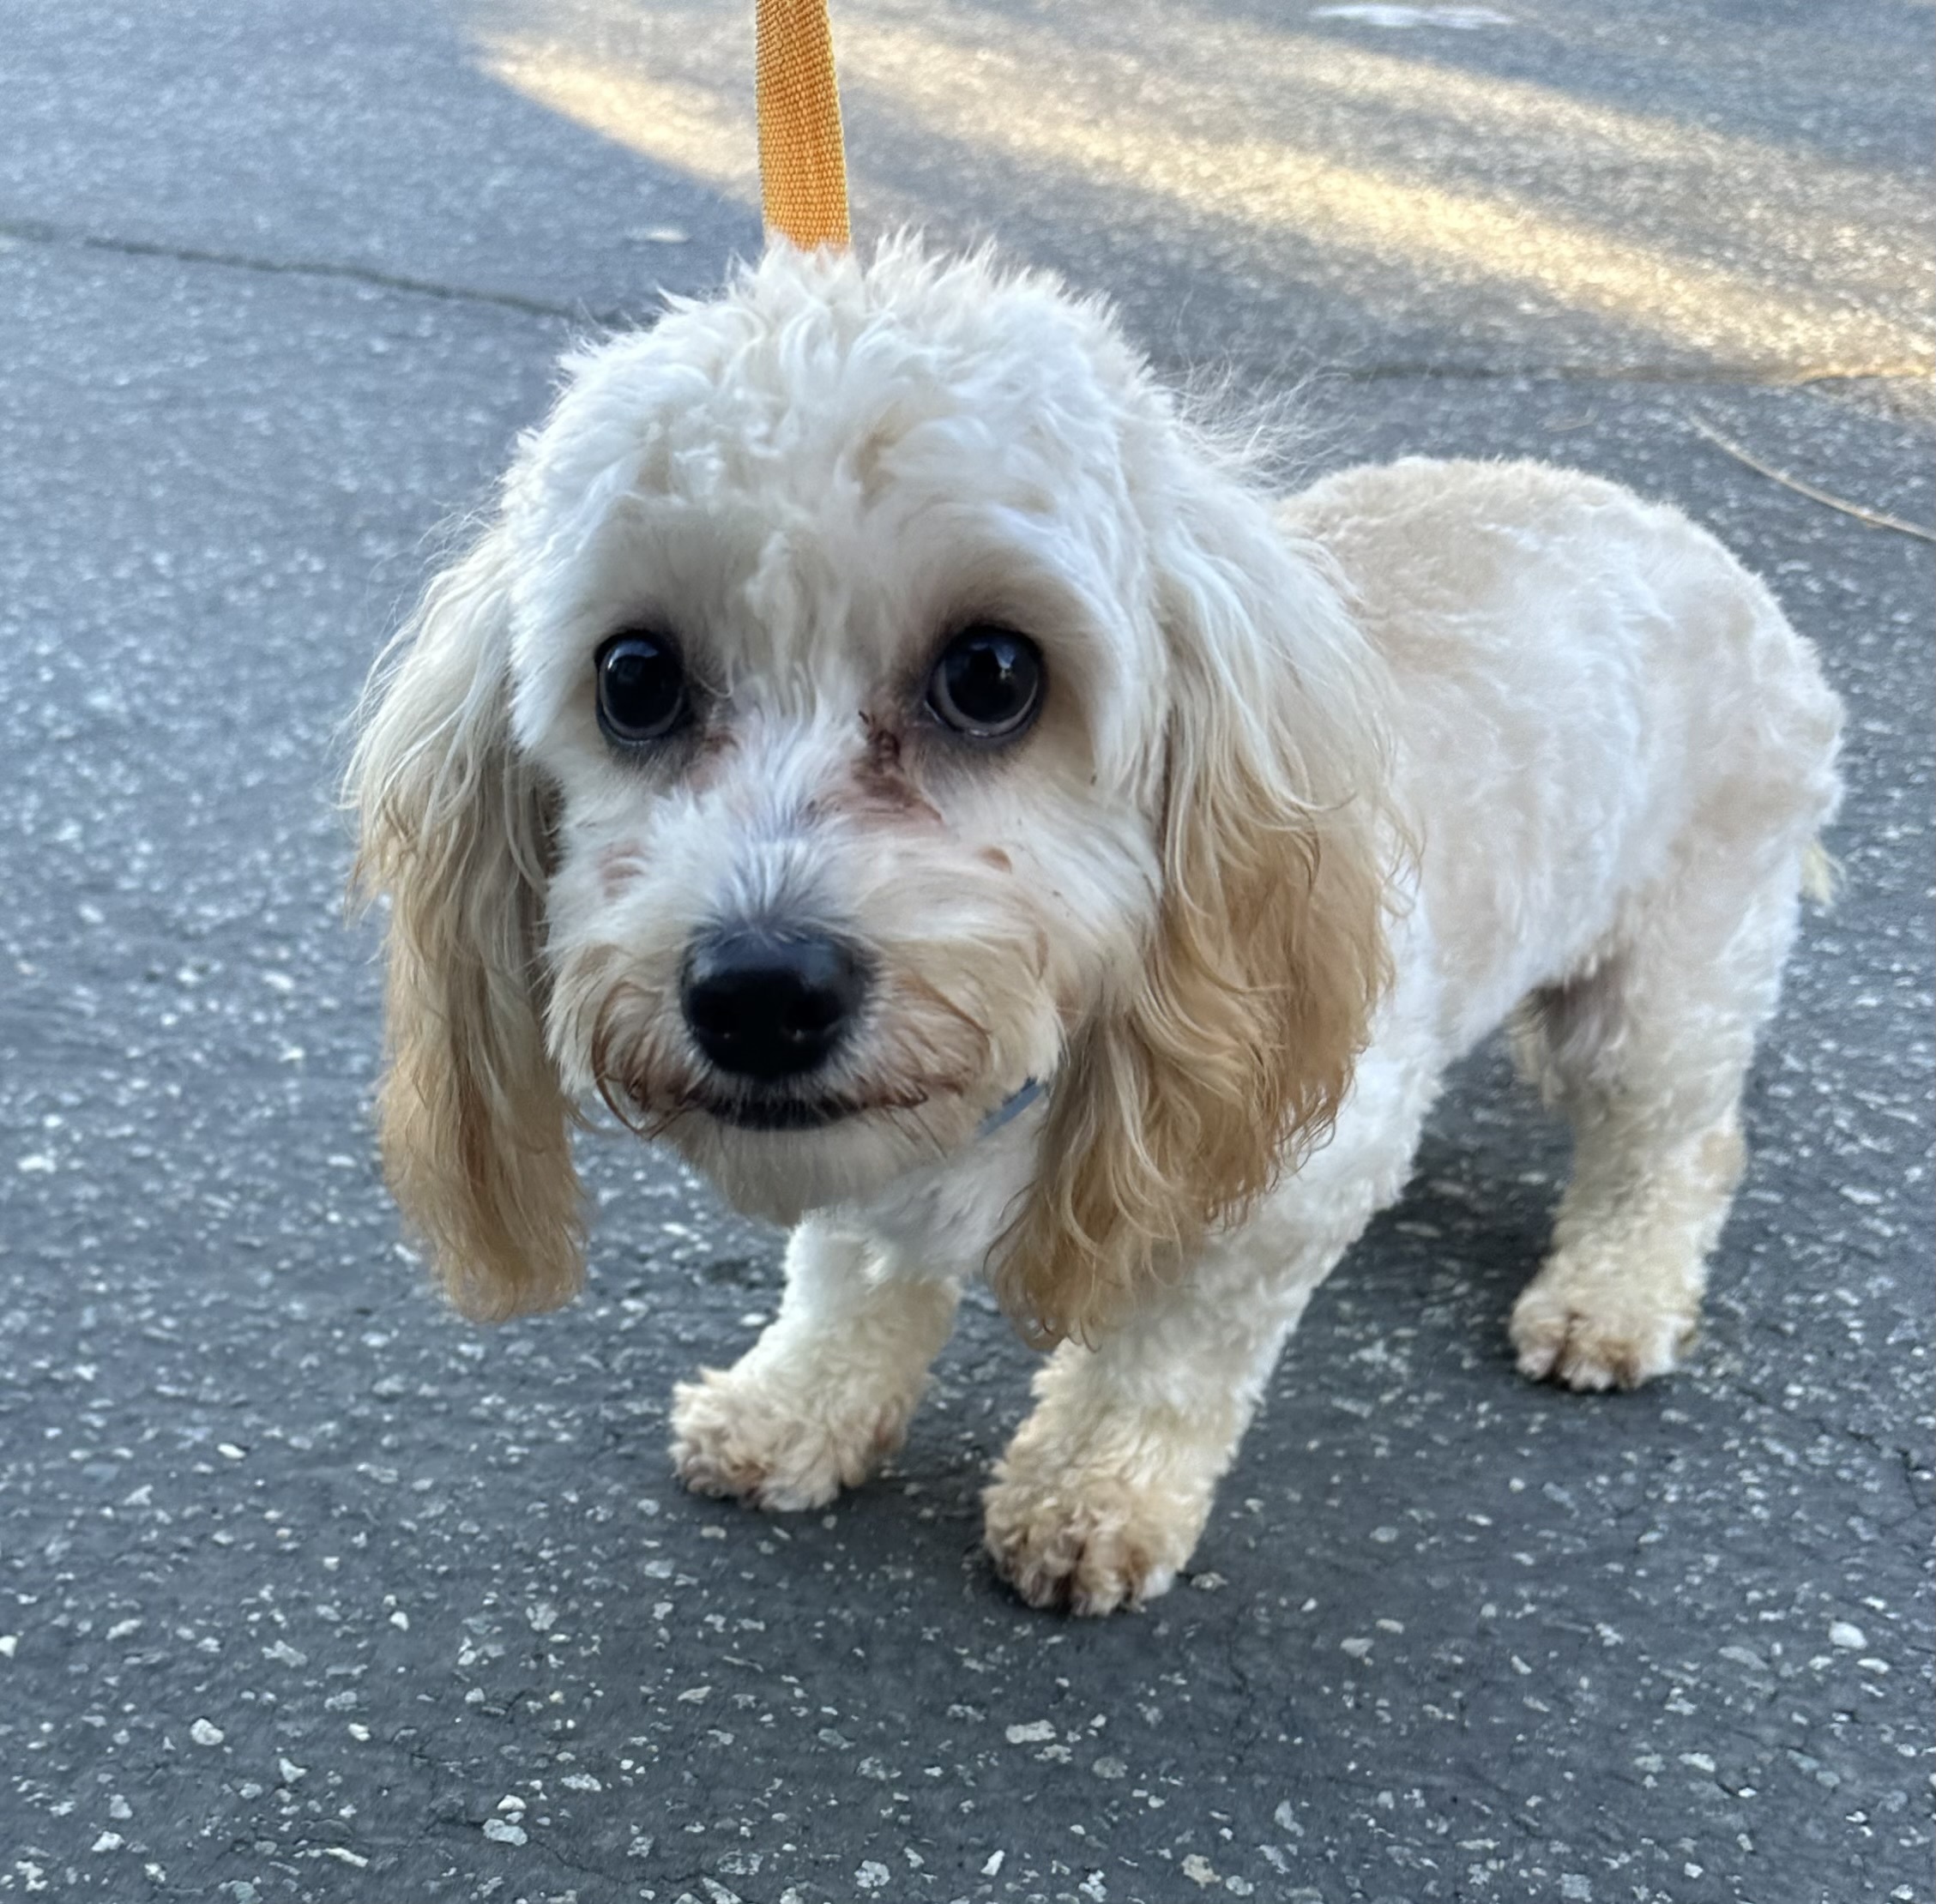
[1,3,1931,1901]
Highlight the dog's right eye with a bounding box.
[596,632,688,744]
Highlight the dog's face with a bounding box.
[508,257,1167,1223]
[351,245,1390,1341]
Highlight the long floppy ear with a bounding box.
[996,466,1396,1347]
[346,529,584,1320]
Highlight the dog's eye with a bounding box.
[926,627,1044,742]
[596,631,688,744]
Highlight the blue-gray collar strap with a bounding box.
[977,1076,1045,1139]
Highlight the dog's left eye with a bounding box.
[596,631,689,744]
[926,627,1044,742]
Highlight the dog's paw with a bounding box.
[982,1461,1206,1616]
[670,1364,911,1511]
[1510,1266,1697,1392]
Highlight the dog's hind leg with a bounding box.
[671,1219,958,1510]
[1508,843,1818,1391]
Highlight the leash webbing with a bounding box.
[756,0,851,250]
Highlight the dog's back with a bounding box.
[1285,456,1843,1051]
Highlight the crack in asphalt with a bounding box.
[3,211,1929,389]
[0,213,638,328]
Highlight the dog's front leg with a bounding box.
[981,1250,1320,1616]
[980,1135,1408,1620]
[983,1071,1426,1617]
[670,1219,958,1511]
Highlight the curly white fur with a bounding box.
[349,241,1843,1615]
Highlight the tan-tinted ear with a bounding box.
[996,473,1396,1347]
[346,529,584,1320]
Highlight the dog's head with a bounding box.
[349,243,1392,1342]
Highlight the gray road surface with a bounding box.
[1,3,1931,1901]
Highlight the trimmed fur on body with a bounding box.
[350,242,1842,1613]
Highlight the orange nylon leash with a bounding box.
[756,0,852,250]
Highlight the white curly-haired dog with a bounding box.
[349,243,1842,1614]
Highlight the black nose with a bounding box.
[680,927,869,1082]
